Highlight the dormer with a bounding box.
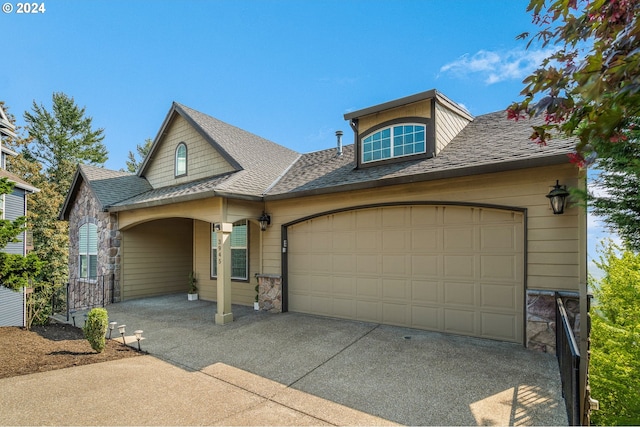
[344,89,473,169]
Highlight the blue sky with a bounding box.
[1,0,614,277]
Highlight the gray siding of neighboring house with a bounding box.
[0,285,24,326]
[3,188,26,255]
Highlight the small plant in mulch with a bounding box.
[83,308,108,353]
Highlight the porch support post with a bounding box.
[214,222,234,325]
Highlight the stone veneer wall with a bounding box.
[256,274,282,312]
[67,181,121,303]
[527,289,580,354]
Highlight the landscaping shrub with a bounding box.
[83,308,109,353]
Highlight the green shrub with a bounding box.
[83,308,109,353]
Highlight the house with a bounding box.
[59,89,586,354]
[0,103,39,327]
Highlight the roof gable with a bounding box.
[139,102,299,189]
[59,164,152,220]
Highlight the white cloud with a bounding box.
[439,48,556,85]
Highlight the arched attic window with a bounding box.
[175,142,187,177]
[362,124,426,163]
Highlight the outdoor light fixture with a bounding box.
[258,212,271,231]
[108,321,117,339]
[118,324,126,345]
[546,180,570,215]
[70,310,77,327]
[134,330,143,351]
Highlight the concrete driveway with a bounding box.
[40,294,567,425]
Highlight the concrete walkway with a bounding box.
[6,294,568,426]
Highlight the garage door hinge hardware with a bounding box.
[282,239,287,253]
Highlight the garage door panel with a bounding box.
[356,254,379,274]
[444,228,475,251]
[481,312,517,341]
[383,230,410,252]
[383,207,409,227]
[411,229,439,251]
[443,206,474,224]
[445,309,476,335]
[334,298,356,318]
[383,303,410,326]
[383,254,410,275]
[356,300,381,323]
[310,295,332,314]
[411,206,439,226]
[382,278,410,301]
[412,280,440,304]
[333,254,355,274]
[481,226,516,250]
[412,305,442,330]
[412,255,440,277]
[356,231,380,251]
[481,283,516,310]
[333,231,356,251]
[312,254,330,272]
[288,205,524,343]
[356,277,380,298]
[332,276,355,296]
[444,282,476,306]
[444,255,475,278]
[481,255,517,280]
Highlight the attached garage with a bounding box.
[285,204,525,343]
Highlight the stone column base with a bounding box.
[527,289,580,354]
[256,274,282,312]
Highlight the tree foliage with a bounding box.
[0,177,42,291]
[510,0,640,250]
[22,92,107,193]
[5,94,108,284]
[123,138,152,173]
[589,241,640,425]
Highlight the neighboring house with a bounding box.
[0,104,39,327]
[59,89,586,353]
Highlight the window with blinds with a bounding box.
[79,223,98,278]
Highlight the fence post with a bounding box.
[65,282,70,322]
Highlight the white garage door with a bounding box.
[287,205,524,343]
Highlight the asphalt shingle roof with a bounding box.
[264,111,575,197]
[66,106,576,215]
[79,164,152,209]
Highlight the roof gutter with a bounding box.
[106,189,263,213]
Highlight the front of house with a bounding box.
[60,89,586,353]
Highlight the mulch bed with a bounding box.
[0,322,141,379]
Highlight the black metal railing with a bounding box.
[556,294,581,426]
[52,275,116,321]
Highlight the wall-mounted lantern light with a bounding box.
[258,212,271,231]
[546,180,570,215]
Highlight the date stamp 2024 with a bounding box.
[2,2,46,14]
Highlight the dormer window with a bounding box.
[362,124,426,163]
[175,143,187,176]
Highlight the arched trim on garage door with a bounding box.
[281,201,527,342]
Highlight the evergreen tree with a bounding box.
[123,138,152,173]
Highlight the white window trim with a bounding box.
[175,142,187,177]
[79,223,98,279]
[211,220,248,280]
[361,123,427,164]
